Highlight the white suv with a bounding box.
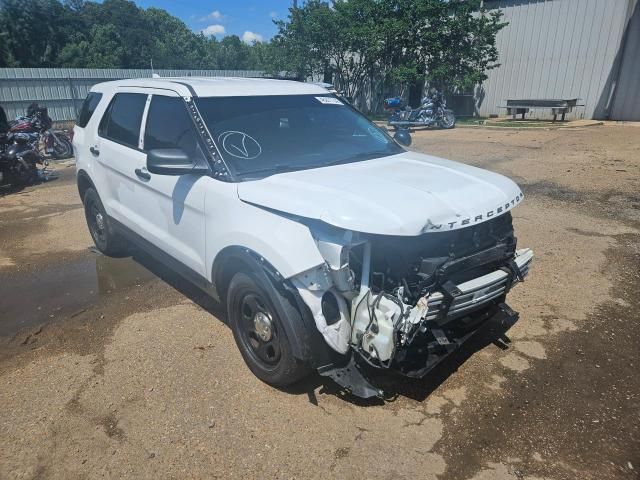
[74,77,532,398]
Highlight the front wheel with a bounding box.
[227,272,310,386]
[440,110,456,129]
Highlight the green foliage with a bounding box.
[273,0,507,97]
[142,8,207,69]
[0,0,68,66]
[395,0,508,91]
[0,0,270,69]
[57,24,126,67]
[0,0,506,98]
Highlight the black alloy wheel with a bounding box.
[238,292,282,367]
[227,272,310,386]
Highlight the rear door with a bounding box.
[94,91,148,230]
[73,91,103,180]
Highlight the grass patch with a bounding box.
[486,119,566,128]
[456,117,487,126]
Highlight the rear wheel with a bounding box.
[51,135,73,159]
[83,188,128,257]
[227,272,310,386]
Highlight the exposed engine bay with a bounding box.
[292,212,533,384]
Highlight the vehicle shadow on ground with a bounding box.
[0,183,29,196]
[130,248,518,407]
[0,176,59,197]
[287,315,517,407]
[129,248,226,319]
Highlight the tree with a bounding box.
[77,0,152,68]
[244,40,275,72]
[0,0,68,66]
[271,1,334,80]
[0,29,16,67]
[57,24,126,67]
[0,0,278,70]
[388,0,507,92]
[331,0,390,102]
[272,0,507,106]
[216,35,251,70]
[143,8,208,69]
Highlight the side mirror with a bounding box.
[147,148,208,176]
[393,128,412,147]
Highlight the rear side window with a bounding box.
[76,92,102,128]
[99,93,147,148]
[144,96,201,158]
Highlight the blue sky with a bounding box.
[132,1,295,43]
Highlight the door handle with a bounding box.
[89,146,100,156]
[134,168,151,181]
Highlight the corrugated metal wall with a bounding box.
[0,69,267,121]
[479,0,636,120]
[610,0,640,120]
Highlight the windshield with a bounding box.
[195,94,403,178]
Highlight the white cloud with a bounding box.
[201,24,226,37]
[242,31,263,44]
[269,11,278,18]
[199,10,224,22]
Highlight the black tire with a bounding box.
[83,188,128,257]
[12,162,37,186]
[51,135,73,159]
[227,271,310,386]
[440,110,456,129]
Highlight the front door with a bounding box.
[136,92,209,276]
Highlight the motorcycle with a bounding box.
[8,103,73,160]
[385,90,456,129]
[0,132,48,187]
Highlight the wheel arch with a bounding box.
[77,168,96,201]
[212,246,291,306]
[212,246,330,364]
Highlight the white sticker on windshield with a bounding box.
[315,96,344,105]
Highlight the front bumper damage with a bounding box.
[290,221,533,398]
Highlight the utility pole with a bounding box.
[292,0,298,8]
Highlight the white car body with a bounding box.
[74,77,532,397]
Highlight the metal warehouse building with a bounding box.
[479,0,639,120]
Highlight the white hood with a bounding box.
[237,151,524,236]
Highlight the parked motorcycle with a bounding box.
[385,90,456,129]
[0,132,47,187]
[8,103,73,159]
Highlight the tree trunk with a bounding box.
[408,78,425,108]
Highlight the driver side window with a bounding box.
[144,96,203,159]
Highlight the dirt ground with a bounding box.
[0,124,638,480]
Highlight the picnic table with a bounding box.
[500,99,581,122]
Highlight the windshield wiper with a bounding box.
[238,164,305,177]
[238,151,394,178]
[313,150,392,168]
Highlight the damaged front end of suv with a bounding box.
[289,206,532,398]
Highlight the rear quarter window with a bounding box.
[76,92,102,128]
[98,93,147,148]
